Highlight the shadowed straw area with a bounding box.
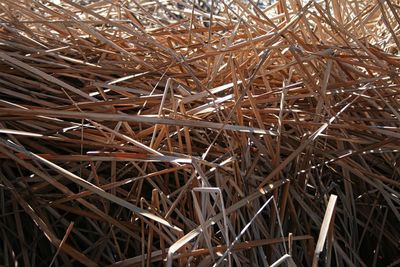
[0,0,399,266]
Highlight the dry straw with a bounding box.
[0,0,399,266]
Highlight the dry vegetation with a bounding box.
[0,0,399,266]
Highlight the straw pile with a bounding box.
[0,0,399,266]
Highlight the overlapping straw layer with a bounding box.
[0,0,399,266]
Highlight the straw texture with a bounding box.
[0,0,399,266]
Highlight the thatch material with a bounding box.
[0,0,399,266]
